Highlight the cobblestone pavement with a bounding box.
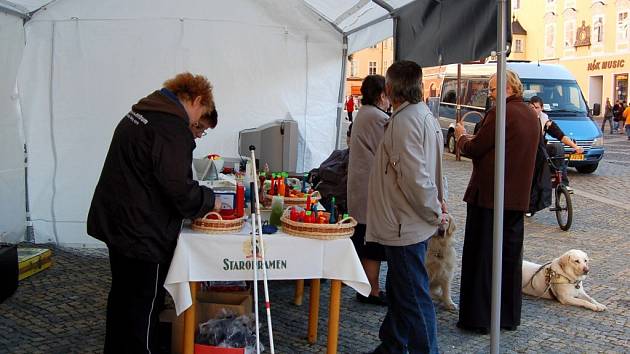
[1,134,628,353]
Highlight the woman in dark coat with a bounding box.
[454,70,540,333]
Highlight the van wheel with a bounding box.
[447,131,456,154]
[576,163,598,174]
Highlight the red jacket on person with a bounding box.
[346,97,355,112]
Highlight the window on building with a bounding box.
[564,21,576,49]
[370,44,378,49]
[617,11,630,49]
[368,61,377,75]
[512,0,520,9]
[545,23,556,58]
[383,60,388,70]
[564,0,576,9]
[514,39,523,53]
[593,16,604,45]
[350,60,358,77]
[545,0,556,13]
[383,40,388,49]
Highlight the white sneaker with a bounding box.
[525,213,532,217]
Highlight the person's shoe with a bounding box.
[525,212,532,217]
[501,325,518,331]
[357,291,387,306]
[456,322,489,335]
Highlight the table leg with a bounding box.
[183,282,198,354]
[307,279,321,343]
[294,279,305,306]
[326,280,342,354]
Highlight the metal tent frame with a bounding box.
[1,0,510,351]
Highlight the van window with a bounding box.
[464,79,488,108]
[441,79,465,104]
[521,79,588,119]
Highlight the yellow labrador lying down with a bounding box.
[521,249,606,312]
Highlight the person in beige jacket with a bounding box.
[366,61,446,354]
[348,74,390,306]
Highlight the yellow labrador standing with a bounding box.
[522,249,606,311]
[426,214,458,310]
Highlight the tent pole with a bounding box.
[491,0,507,353]
[335,36,349,149]
[24,143,34,242]
[392,17,398,61]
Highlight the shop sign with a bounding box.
[587,59,625,71]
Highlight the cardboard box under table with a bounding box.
[162,290,252,354]
[164,224,371,354]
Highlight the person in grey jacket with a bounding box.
[348,74,390,306]
[366,61,447,354]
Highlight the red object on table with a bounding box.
[235,184,245,218]
[290,207,298,221]
[305,194,312,211]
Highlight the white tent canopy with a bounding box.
[0,0,415,247]
[2,1,512,349]
[1,0,503,248]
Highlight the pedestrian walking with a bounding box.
[613,100,622,133]
[346,95,355,122]
[602,98,613,134]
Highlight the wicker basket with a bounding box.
[265,190,321,207]
[280,209,357,240]
[192,212,246,234]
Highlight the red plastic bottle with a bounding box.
[305,194,312,211]
[235,184,245,218]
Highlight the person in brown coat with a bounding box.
[454,70,539,334]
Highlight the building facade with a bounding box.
[345,38,394,99]
[512,0,630,114]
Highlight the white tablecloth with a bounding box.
[164,224,371,315]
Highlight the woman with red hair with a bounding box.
[88,72,220,353]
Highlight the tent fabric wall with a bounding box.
[395,0,510,66]
[347,18,393,54]
[17,0,343,246]
[0,12,26,244]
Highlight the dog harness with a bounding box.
[525,262,582,300]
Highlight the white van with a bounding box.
[428,62,604,173]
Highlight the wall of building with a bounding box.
[512,0,630,113]
[344,38,394,100]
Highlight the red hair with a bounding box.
[163,72,214,111]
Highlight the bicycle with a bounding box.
[547,154,573,231]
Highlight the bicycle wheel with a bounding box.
[555,185,573,231]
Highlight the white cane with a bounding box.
[249,145,275,354]
[248,186,261,354]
